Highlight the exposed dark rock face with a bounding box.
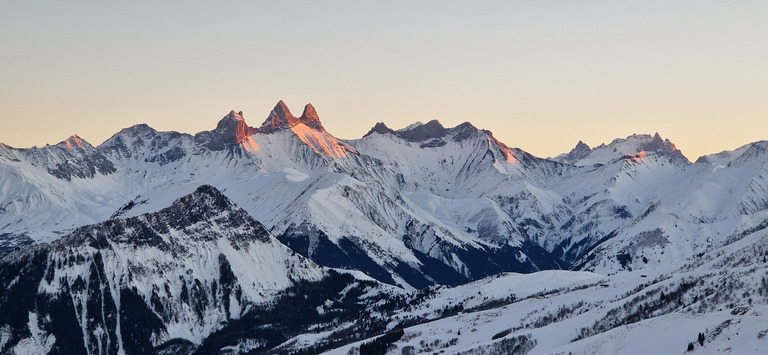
[640,132,688,163]
[396,120,447,142]
[559,141,592,164]
[258,100,297,133]
[194,111,256,151]
[213,111,253,144]
[298,103,325,131]
[363,122,395,137]
[257,101,327,133]
[363,120,481,144]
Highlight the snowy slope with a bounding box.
[4,183,768,354]
[695,141,756,166]
[0,136,125,248]
[328,224,768,355]
[573,141,768,274]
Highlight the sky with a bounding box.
[1,1,766,160]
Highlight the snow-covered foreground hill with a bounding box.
[330,225,768,354]
[0,185,411,354]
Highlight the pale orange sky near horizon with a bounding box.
[1,1,766,160]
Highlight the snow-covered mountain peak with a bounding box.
[454,121,477,130]
[110,184,261,236]
[10,133,118,181]
[247,101,353,158]
[450,122,480,141]
[105,124,158,141]
[166,184,239,220]
[56,134,90,149]
[695,141,767,167]
[363,122,395,137]
[554,140,593,164]
[607,133,678,154]
[564,133,688,166]
[128,122,154,132]
[573,140,591,152]
[723,141,768,168]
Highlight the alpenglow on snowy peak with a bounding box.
[553,132,688,166]
[189,100,348,156]
[257,100,325,133]
[213,110,253,144]
[3,100,768,288]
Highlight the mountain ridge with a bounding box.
[0,101,717,163]
[2,101,768,290]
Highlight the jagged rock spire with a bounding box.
[259,101,327,133]
[214,110,253,144]
[558,140,592,164]
[363,122,395,137]
[640,132,678,154]
[299,103,324,131]
[259,101,298,132]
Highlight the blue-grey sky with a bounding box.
[1,1,766,159]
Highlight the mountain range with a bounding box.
[2,101,768,353]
